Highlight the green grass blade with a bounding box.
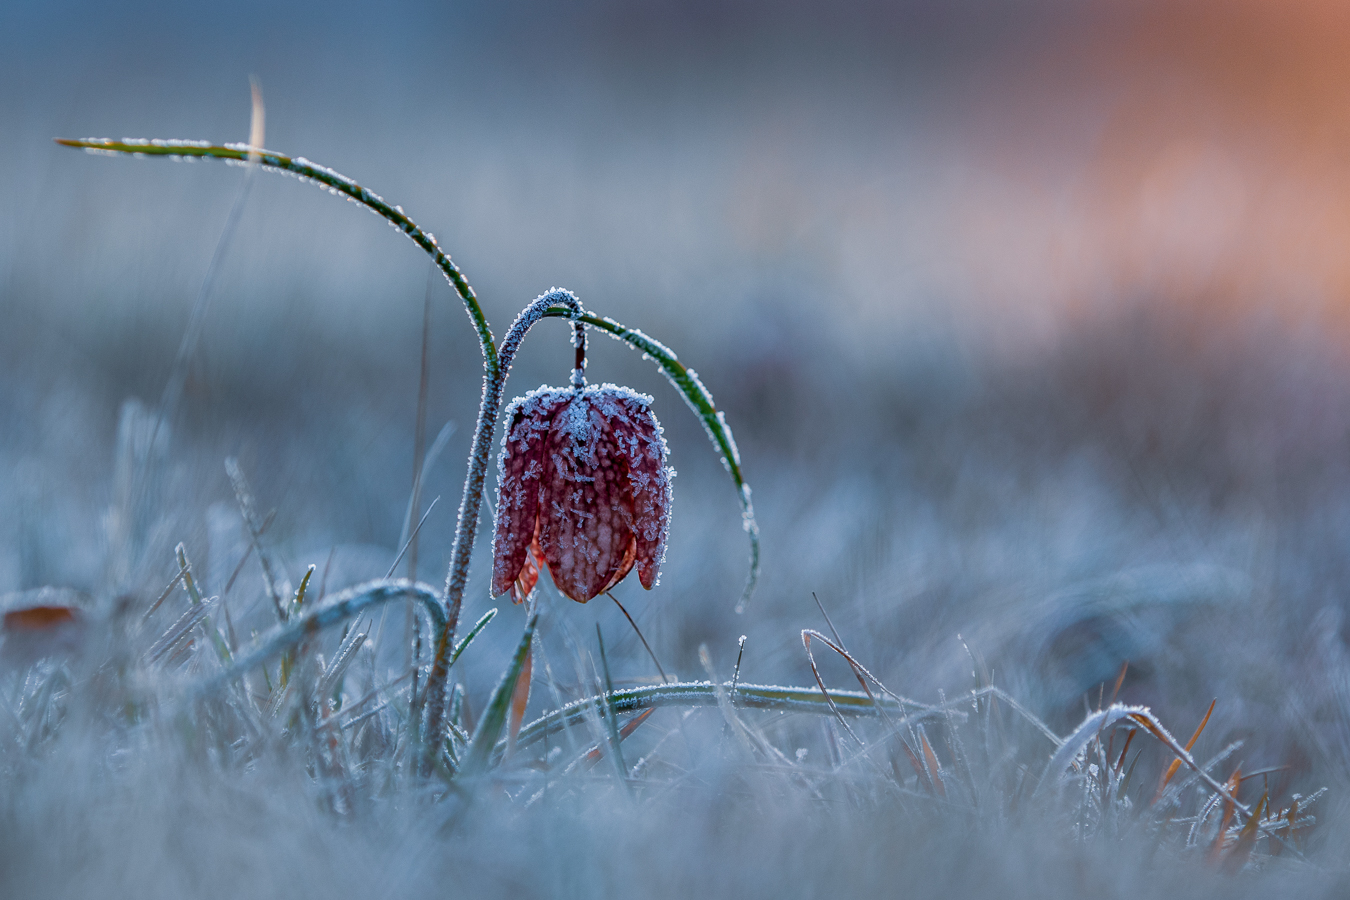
[448,607,497,669]
[174,543,232,663]
[545,308,760,612]
[595,626,631,789]
[502,681,936,760]
[459,609,539,777]
[54,137,496,367]
[197,579,447,693]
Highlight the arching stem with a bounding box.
[572,319,587,389]
[54,138,498,367]
[419,288,583,773]
[541,307,760,612]
[195,579,448,695]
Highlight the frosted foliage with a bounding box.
[490,384,671,603]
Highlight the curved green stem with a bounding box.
[543,307,760,612]
[500,681,930,761]
[420,289,583,774]
[197,579,447,693]
[54,138,497,366]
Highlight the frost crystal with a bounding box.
[491,383,673,603]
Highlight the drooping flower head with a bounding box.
[491,383,673,603]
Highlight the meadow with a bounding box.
[4,2,1350,897]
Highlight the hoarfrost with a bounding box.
[490,381,671,602]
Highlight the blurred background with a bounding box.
[7,0,1350,794]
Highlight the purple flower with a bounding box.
[491,384,673,604]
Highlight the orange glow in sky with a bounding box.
[927,1,1350,343]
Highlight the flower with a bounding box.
[491,383,673,603]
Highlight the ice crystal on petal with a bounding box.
[491,384,672,603]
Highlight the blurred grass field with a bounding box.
[7,1,1350,895]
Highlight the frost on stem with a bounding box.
[491,384,673,604]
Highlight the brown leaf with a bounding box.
[1153,698,1215,804]
[1209,767,1241,862]
[920,729,946,798]
[3,605,81,631]
[506,643,533,753]
[1,604,86,666]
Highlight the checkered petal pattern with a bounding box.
[491,384,672,603]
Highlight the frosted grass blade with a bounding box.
[459,609,538,777]
[55,137,496,366]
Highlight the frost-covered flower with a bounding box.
[491,383,673,604]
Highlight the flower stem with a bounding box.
[420,288,583,774]
[572,320,586,389]
[54,138,498,367]
[542,307,760,612]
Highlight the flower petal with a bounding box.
[616,398,672,590]
[510,532,545,605]
[598,535,638,596]
[535,394,637,602]
[492,383,673,603]
[491,390,568,598]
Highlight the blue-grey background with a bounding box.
[7,0,1350,794]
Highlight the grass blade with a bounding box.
[1226,791,1266,871]
[582,708,657,769]
[459,609,538,777]
[506,639,533,756]
[1154,698,1216,803]
[1209,768,1241,861]
[224,457,289,622]
[1035,704,1142,796]
[199,580,447,693]
[919,727,946,798]
[449,608,497,669]
[144,601,213,667]
[595,626,630,790]
[608,591,668,683]
[55,137,495,365]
